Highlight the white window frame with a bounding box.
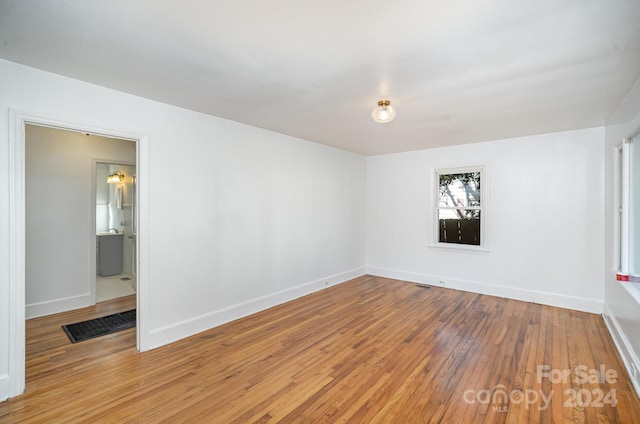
[616,135,640,277]
[431,165,488,253]
[613,141,628,272]
[614,134,640,306]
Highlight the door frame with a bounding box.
[8,110,150,397]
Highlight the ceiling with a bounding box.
[1,0,639,155]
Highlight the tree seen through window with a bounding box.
[437,170,481,246]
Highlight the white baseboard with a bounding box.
[26,293,91,319]
[366,266,603,314]
[365,267,447,288]
[602,303,640,398]
[147,267,367,350]
[0,374,9,402]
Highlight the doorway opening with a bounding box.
[8,111,148,398]
[25,125,138,316]
[96,162,137,303]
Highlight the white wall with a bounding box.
[603,76,640,395]
[367,127,605,313]
[0,59,366,400]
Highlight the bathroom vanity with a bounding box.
[97,232,124,276]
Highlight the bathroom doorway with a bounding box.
[96,163,137,303]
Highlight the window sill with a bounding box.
[622,281,640,307]
[611,269,640,306]
[428,243,491,255]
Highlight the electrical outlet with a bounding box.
[631,364,637,380]
[438,280,445,286]
[324,281,329,287]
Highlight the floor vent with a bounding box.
[415,284,432,289]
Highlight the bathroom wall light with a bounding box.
[107,171,125,184]
[371,100,396,123]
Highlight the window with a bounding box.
[435,168,483,247]
[615,133,640,305]
[616,133,640,280]
[631,135,640,277]
[615,144,623,271]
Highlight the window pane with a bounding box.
[618,148,623,271]
[438,172,481,208]
[438,210,481,245]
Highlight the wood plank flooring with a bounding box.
[1,275,639,423]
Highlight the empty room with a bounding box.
[1,1,640,423]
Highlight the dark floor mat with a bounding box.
[62,309,136,343]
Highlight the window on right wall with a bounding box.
[614,133,640,304]
[435,167,483,247]
[617,133,640,277]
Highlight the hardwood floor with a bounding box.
[2,275,639,423]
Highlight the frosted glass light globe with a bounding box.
[371,100,396,123]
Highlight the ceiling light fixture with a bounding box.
[107,171,125,184]
[371,100,396,123]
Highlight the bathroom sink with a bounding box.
[97,231,122,236]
